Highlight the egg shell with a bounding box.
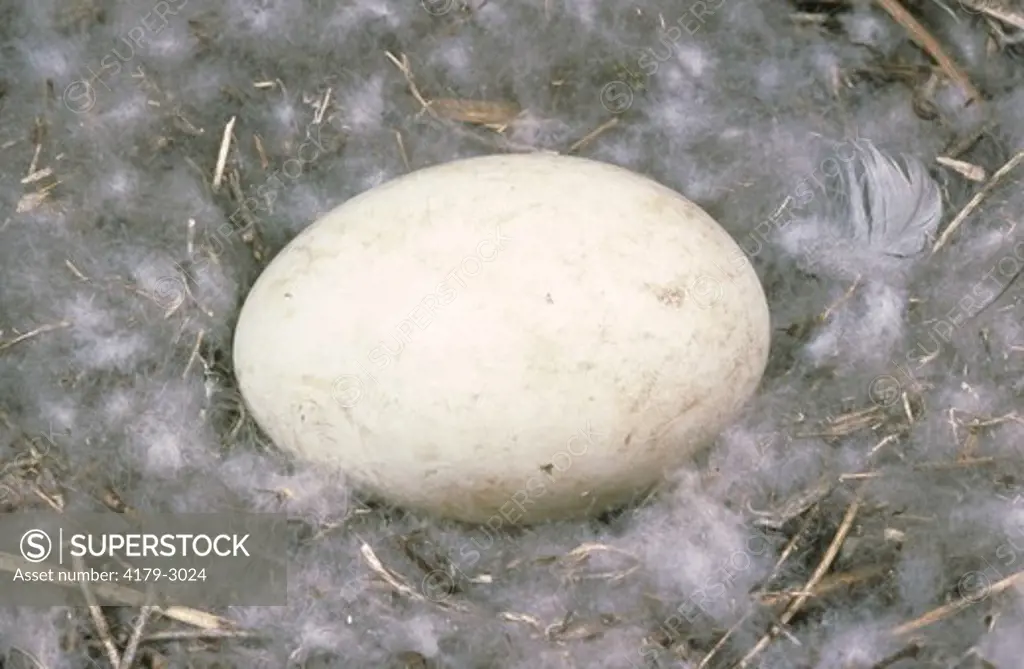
[232,153,771,524]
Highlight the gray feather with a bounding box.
[837,142,943,257]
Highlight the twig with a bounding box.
[359,540,468,612]
[758,565,889,606]
[313,87,332,126]
[212,116,237,192]
[142,628,263,642]
[430,99,520,127]
[874,0,981,104]
[226,170,260,244]
[359,540,426,602]
[935,156,986,182]
[182,330,205,380]
[72,553,122,669]
[820,276,862,322]
[839,457,999,480]
[891,569,1024,636]
[0,551,238,631]
[16,181,60,213]
[0,321,71,352]
[185,217,196,257]
[697,609,752,669]
[734,497,862,668]
[21,166,54,185]
[943,121,994,159]
[394,130,410,171]
[119,604,154,669]
[870,644,920,669]
[567,118,619,154]
[253,133,269,170]
[27,142,41,177]
[158,605,236,630]
[384,52,436,117]
[757,505,819,587]
[932,148,1024,252]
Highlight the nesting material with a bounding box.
[1,0,1023,667]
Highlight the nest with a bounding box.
[2,0,1024,667]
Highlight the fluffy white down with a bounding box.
[1,0,1023,667]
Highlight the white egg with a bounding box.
[233,153,770,525]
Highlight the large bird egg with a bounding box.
[233,153,771,524]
